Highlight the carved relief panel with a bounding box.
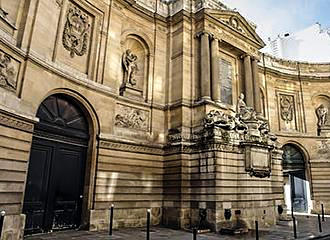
[62,4,90,58]
[0,49,20,93]
[277,92,300,132]
[114,104,150,131]
[55,0,103,79]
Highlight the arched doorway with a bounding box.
[23,94,90,234]
[283,144,310,213]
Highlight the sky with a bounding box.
[221,0,330,41]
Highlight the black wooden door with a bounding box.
[23,94,90,234]
[23,138,87,234]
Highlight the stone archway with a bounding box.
[283,144,311,213]
[23,94,93,234]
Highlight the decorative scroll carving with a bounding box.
[316,104,328,127]
[0,52,16,91]
[280,95,294,122]
[122,49,138,86]
[55,0,63,7]
[198,96,279,178]
[115,105,149,131]
[229,16,245,34]
[204,110,248,133]
[62,4,90,58]
[249,169,271,178]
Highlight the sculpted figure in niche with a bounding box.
[316,104,328,127]
[122,49,138,86]
[236,93,256,121]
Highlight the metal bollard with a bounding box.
[321,204,325,222]
[292,216,297,239]
[193,228,197,240]
[109,204,114,236]
[255,221,259,240]
[0,210,5,239]
[318,214,322,232]
[146,209,151,240]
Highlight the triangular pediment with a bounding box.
[206,10,265,48]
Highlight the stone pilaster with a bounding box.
[243,55,254,107]
[200,32,211,100]
[252,57,261,114]
[211,37,220,102]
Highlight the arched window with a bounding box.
[283,144,305,173]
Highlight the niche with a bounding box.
[120,35,149,100]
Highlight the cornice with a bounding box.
[202,10,263,50]
[118,0,168,23]
[0,107,37,133]
[262,64,330,82]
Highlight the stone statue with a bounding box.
[236,93,256,121]
[122,49,138,86]
[316,104,328,127]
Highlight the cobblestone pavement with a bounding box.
[25,215,330,240]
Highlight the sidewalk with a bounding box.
[25,215,330,240]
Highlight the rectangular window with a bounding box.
[219,59,233,105]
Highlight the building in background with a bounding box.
[264,23,330,62]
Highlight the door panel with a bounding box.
[51,144,86,230]
[23,142,54,234]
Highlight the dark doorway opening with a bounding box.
[283,144,308,213]
[23,94,90,235]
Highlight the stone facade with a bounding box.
[0,0,329,239]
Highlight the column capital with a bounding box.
[251,56,261,62]
[195,31,212,39]
[240,53,251,60]
[210,35,222,42]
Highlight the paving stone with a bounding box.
[24,216,330,240]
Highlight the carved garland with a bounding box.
[62,4,90,58]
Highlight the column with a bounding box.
[243,55,254,107]
[200,32,211,99]
[211,37,220,102]
[252,57,261,114]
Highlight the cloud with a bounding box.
[221,0,324,41]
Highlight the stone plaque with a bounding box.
[219,59,233,105]
[245,146,271,178]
